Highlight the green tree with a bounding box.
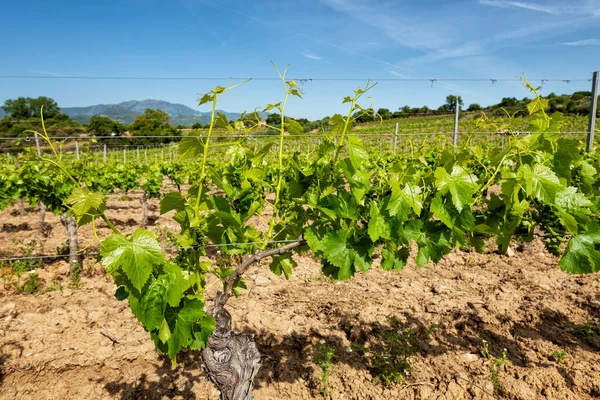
[377,108,392,120]
[2,98,30,119]
[499,97,518,107]
[467,103,482,112]
[570,91,589,101]
[88,115,125,136]
[1,97,60,119]
[129,109,179,143]
[443,95,463,113]
[265,113,281,127]
[354,108,375,123]
[29,97,60,118]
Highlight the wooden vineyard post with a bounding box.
[586,71,599,152]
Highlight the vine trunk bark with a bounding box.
[39,202,47,237]
[201,240,304,399]
[60,212,81,270]
[18,199,26,216]
[202,298,261,400]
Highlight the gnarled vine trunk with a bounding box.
[60,212,81,270]
[18,199,26,216]
[202,296,261,400]
[201,240,304,399]
[39,202,47,237]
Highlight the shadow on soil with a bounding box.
[99,352,205,400]
[97,304,598,398]
[0,341,24,385]
[1,222,31,232]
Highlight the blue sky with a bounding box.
[0,0,599,119]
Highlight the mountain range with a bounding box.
[61,99,266,125]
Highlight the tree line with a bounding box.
[1,91,597,143]
[0,97,178,144]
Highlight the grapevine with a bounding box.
[9,69,600,400]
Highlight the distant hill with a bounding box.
[117,100,199,116]
[67,105,140,124]
[62,99,264,125]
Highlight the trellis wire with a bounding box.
[0,75,592,82]
[0,131,591,141]
[0,239,302,262]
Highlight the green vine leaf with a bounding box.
[160,192,186,214]
[388,183,422,218]
[166,299,213,362]
[66,187,106,225]
[434,166,478,212]
[269,253,297,279]
[284,118,304,135]
[559,233,600,274]
[346,136,369,170]
[190,314,216,350]
[178,137,205,160]
[100,229,164,291]
[381,245,410,271]
[141,280,167,331]
[431,193,454,228]
[520,164,563,203]
[321,230,354,279]
[368,202,391,242]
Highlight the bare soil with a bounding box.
[1,192,600,399]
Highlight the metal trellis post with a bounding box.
[75,141,80,160]
[393,122,398,154]
[586,71,599,152]
[103,144,107,162]
[35,135,41,157]
[453,96,459,147]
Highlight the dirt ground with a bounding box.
[1,191,600,400]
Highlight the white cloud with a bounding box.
[389,71,410,79]
[28,70,64,77]
[300,33,414,72]
[193,0,415,72]
[479,0,600,16]
[321,0,452,50]
[561,38,600,46]
[439,83,477,97]
[479,0,556,14]
[300,52,322,61]
[402,41,484,65]
[402,17,584,66]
